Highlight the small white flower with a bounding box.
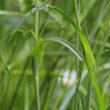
[58,69,77,86]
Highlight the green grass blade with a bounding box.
[89,0,107,45]
[46,5,95,72]
[90,72,105,110]
[46,37,83,61]
[0,53,12,78]
[73,0,81,109]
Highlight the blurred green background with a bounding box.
[0,0,110,110]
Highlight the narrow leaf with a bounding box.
[46,37,83,62]
[0,53,12,78]
[46,5,95,72]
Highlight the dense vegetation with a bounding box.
[0,0,110,110]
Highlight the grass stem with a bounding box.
[73,0,81,109]
[86,78,92,110]
[35,0,39,38]
[33,0,40,110]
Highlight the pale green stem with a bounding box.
[73,0,81,109]
[34,0,40,110]
[34,67,40,110]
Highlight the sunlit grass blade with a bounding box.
[46,5,95,72]
[46,37,83,61]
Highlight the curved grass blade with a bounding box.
[46,37,83,62]
[0,53,12,78]
[44,7,106,109]
[46,5,95,72]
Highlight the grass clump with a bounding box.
[0,0,110,110]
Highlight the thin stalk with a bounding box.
[73,0,81,109]
[85,1,108,109]
[86,78,92,110]
[35,0,39,38]
[33,66,40,110]
[33,0,40,110]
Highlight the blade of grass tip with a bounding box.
[46,37,83,62]
[73,0,81,109]
[8,58,29,110]
[89,0,107,45]
[0,53,12,78]
[0,10,24,16]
